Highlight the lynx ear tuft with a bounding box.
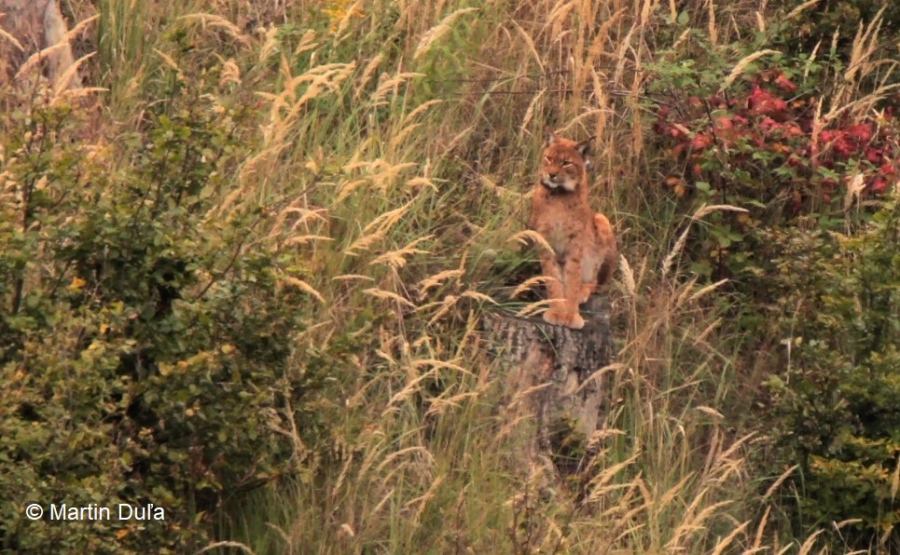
[575,136,596,158]
[544,128,559,147]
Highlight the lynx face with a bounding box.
[540,132,591,193]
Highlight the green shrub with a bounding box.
[643,7,900,548]
[764,192,900,548]
[769,0,900,59]
[0,88,319,552]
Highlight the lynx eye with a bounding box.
[562,161,573,167]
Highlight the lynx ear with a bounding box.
[575,136,596,158]
[544,128,559,147]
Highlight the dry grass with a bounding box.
[202,0,800,551]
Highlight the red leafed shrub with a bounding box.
[645,44,900,288]
[647,7,900,550]
[652,69,899,221]
[774,73,798,93]
[747,83,789,116]
[690,132,713,150]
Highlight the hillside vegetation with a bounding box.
[1,0,898,553]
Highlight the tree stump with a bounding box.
[0,0,83,89]
[487,295,614,469]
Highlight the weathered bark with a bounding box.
[487,295,614,465]
[0,0,83,89]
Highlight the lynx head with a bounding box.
[539,130,594,194]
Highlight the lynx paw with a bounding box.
[567,313,586,330]
[542,309,565,326]
[543,309,586,330]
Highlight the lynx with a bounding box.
[529,130,617,329]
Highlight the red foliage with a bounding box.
[747,84,788,117]
[871,177,890,194]
[774,73,799,94]
[691,133,713,150]
[652,66,899,204]
[783,123,804,138]
[845,123,874,143]
[668,125,688,140]
[820,124,875,160]
[866,148,884,164]
[759,117,779,133]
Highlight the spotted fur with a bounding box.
[529,130,618,329]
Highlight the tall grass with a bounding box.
[207,0,799,552]
[35,0,871,552]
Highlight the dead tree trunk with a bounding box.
[0,0,83,89]
[487,295,614,468]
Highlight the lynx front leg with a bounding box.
[540,252,569,326]
[578,280,598,303]
[560,256,586,329]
